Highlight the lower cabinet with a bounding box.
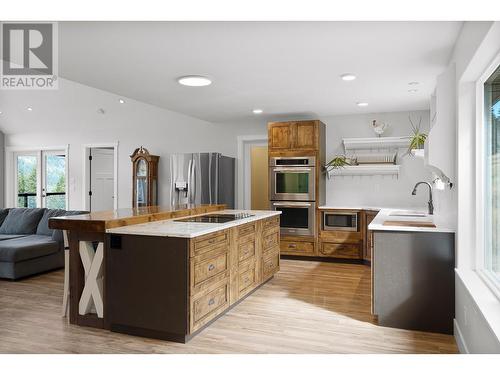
[106,214,281,343]
[320,242,362,259]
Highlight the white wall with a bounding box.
[451,21,500,353]
[322,110,433,209]
[0,78,241,210]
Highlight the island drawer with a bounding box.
[192,230,229,256]
[280,240,314,255]
[191,280,229,332]
[238,223,256,238]
[191,248,229,290]
[262,227,279,252]
[262,215,279,231]
[263,250,279,280]
[320,242,361,259]
[238,266,256,293]
[238,240,256,263]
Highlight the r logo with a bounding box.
[2,23,53,75]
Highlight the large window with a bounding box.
[483,64,500,285]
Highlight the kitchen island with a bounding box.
[105,210,280,342]
[49,204,225,329]
[369,209,455,334]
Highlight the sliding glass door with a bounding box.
[15,150,67,209]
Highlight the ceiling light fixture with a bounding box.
[27,107,33,111]
[356,102,368,107]
[119,99,125,104]
[341,73,357,81]
[252,109,263,114]
[408,81,419,85]
[408,89,418,93]
[177,75,212,87]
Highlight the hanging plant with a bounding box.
[407,114,427,156]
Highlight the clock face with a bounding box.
[136,158,147,177]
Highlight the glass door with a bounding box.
[42,150,67,209]
[15,152,40,208]
[14,150,67,209]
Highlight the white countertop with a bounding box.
[368,208,455,233]
[318,205,387,211]
[106,210,280,238]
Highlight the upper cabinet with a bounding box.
[426,63,456,184]
[268,120,323,152]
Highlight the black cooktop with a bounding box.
[175,212,254,224]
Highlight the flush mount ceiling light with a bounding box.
[356,102,368,107]
[340,73,357,81]
[177,75,212,87]
[119,99,125,104]
[408,89,418,93]
[408,81,419,85]
[252,109,263,114]
[27,107,33,111]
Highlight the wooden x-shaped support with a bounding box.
[78,241,104,318]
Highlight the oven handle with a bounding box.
[272,167,313,172]
[272,202,312,207]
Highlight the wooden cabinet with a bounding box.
[280,239,315,255]
[364,210,379,262]
[318,209,363,260]
[268,120,323,152]
[268,122,293,150]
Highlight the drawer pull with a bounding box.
[208,298,215,306]
[208,264,215,271]
[208,239,215,244]
[288,244,296,249]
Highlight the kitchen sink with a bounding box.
[388,210,427,217]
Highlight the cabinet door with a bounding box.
[294,121,317,150]
[268,123,293,150]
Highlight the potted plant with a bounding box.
[407,114,427,157]
[324,155,355,178]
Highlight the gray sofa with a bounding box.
[0,208,85,280]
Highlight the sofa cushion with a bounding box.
[0,235,60,262]
[0,208,46,235]
[36,209,67,236]
[0,209,10,227]
[0,234,27,241]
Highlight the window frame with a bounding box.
[475,51,500,299]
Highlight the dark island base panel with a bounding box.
[109,280,271,343]
[280,254,367,265]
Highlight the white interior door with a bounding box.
[89,148,115,212]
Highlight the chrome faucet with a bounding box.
[412,181,434,215]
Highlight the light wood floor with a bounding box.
[0,259,458,353]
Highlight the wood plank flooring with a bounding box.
[0,259,458,353]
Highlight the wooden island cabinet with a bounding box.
[105,211,280,342]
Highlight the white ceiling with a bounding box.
[58,21,462,123]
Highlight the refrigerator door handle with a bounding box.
[190,156,196,204]
[214,154,219,205]
[187,158,193,203]
[208,154,212,204]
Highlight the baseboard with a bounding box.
[454,318,469,354]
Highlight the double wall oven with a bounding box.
[270,156,316,237]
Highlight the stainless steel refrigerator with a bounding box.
[170,153,235,208]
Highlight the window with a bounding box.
[14,149,67,210]
[483,64,500,286]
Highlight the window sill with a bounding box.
[456,268,500,344]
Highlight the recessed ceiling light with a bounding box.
[177,75,212,87]
[408,89,418,93]
[408,81,419,85]
[119,99,125,104]
[27,107,33,111]
[252,109,263,114]
[341,73,357,81]
[97,108,106,114]
[0,111,2,115]
[356,102,368,107]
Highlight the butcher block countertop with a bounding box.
[48,204,226,232]
[106,210,281,238]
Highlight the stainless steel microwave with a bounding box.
[322,211,358,232]
[269,156,316,202]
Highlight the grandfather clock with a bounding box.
[130,146,159,208]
